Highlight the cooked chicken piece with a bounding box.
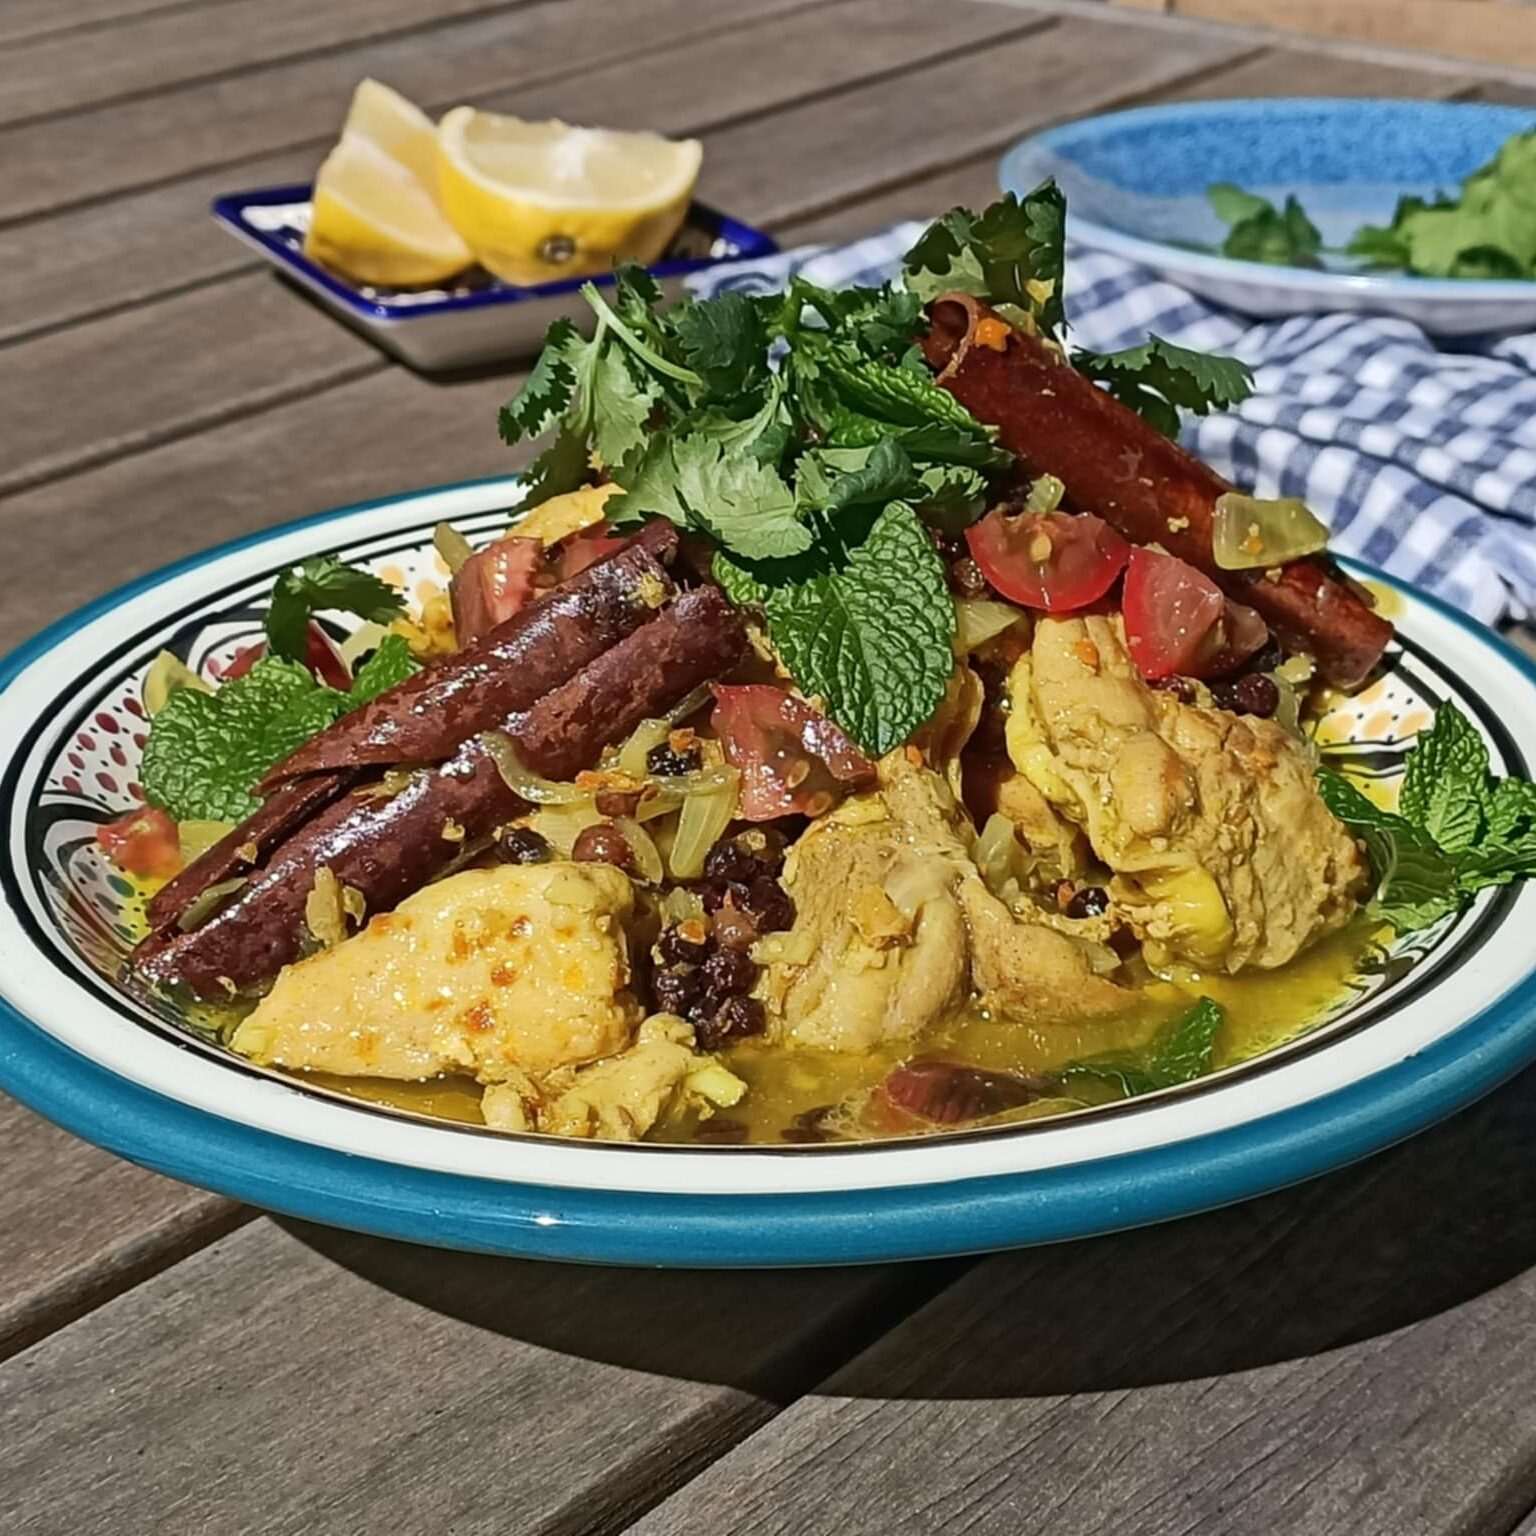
[878,754,1134,1021]
[993,769,1092,883]
[481,1015,745,1141]
[1010,616,1366,972]
[230,862,640,1081]
[757,755,1133,1051]
[759,791,969,1053]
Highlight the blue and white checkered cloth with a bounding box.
[690,224,1536,627]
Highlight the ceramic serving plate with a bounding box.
[1001,100,1536,336]
[2,477,1536,1268]
[213,187,779,371]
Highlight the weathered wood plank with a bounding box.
[0,0,826,226]
[777,42,1474,246]
[0,0,543,129]
[693,14,1250,229]
[0,1218,955,1536]
[631,1066,1536,1536]
[0,0,1047,493]
[0,0,1033,347]
[0,1096,245,1363]
[0,0,225,49]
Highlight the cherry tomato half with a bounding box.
[964,509,1130,612]
[96,806,182,881]
[220,621,353,691]
[710,685,876,821]
[450,536,543,645]
[1122,548,1269,680]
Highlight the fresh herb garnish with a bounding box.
[498,185,1254,752]
[901,183,1253,438]
[1060,997,1226,1098]
[1209,128,1536,281]
[139,635,420,821]
[265,556,406,664]
[1318,702,1536,933]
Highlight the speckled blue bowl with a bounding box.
[1001,99,1536,335]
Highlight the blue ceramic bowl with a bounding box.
[1001,99,1536,335]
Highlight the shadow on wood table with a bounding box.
[285,1060,1536,1402]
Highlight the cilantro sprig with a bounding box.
[266,556,406,664]
[139,636,420,822]
[1318,703,1536,933]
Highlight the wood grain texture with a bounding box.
[777,43,1473,246]
[0,1218,955,1536]
[0,1096,245,1363]
[0,0,541,128]
[633,1066,1536,1536]
[0,0,821,226]
[0,0,1046,491]
[0,0,231,48]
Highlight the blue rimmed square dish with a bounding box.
[212,185,779,371]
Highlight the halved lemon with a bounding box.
[338,77,440,188]
[436,108,702,285]
[304,132,472,288]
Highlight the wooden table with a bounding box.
[5,3,1536,1531]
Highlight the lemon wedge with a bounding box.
[338,77,440,188]
[436,108,702,285]
[304,132,472,288]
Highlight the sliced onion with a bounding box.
[481,732,590,804]
[954,598,1028,654]
[668,769,740,879]
[433,522,475,575]
[177,876,246,933]
[614,816,664,884]
[616,717,673,779]
[661,886,707,925]
[1212,494,1329,570]
[1025,473,1066,514]
[973,812,1021,897]
[177,819,234,863]
[661,683,713,727]
[142,650,212,716]
[528,805,602,856]
[338,621,391,667]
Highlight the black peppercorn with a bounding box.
[495,825,551,865]
[646,741,703,777]
[695,994,767,1050]
[1210,673,1281,718]
[1065,885,1110,920]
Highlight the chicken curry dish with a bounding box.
[103,186,1536,1144]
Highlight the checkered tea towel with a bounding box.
[690,224,1536,626]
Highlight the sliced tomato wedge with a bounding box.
[550,524,626,582]
[965,509,1130,612]
[220,622,352,690]
[96,807,182,880]
[710,685,876,821]
[450,536,544,644]
[1122,548,1270,679]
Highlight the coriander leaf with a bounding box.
[520,424,593,509]
[613,436,810,560]
[1346,221,1412,270]
[499,317,579,444]
[1206,182,1273,225]
[1062,998,1225,1098]
[1451,245,1529,280]
[671,291,767,399]
[265,556,405,665]
[1075,336,1253,438]
[718,500,955,755]
[139,657,349,822]
[902,183,1067,336]
[589,345,656,470]
[1214,191,1323,268]
[348,633,421,704]
[914,462,988,532]
[1399,702,1490,852]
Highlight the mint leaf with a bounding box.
[140,657,350,822]
[1399,704,1490,852]
[823,350,997,437]
[1063,997,1225,1098]
[807,439,919,514]
[348,633,420,704]
[1076,336,1253,438]
[265,556,405,665]
[717,501,955,755]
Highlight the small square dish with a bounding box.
[212,185,779,372]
